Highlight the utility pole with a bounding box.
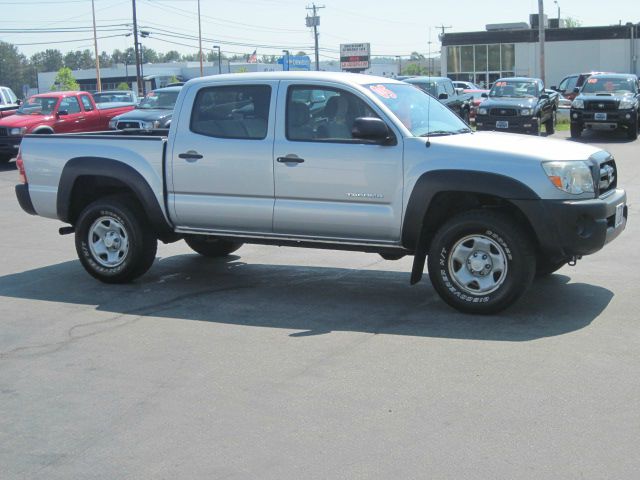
[131,0,143,96]
[436,24,452,38]
[538,0,546,84]
[91,0,101,92]
[306,3,325,71]
[197,0,203,76]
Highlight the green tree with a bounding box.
[409,51,425,60]
[31,49,64,72]
[295,51,307,57]
[99,51,112,68]
[404,63,427,75]
[564,17,582,28]
[161,50,181,62]
[51,67,79,91]
[116,82,130,90]
[0,41,30,95]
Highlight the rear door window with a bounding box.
[80,95,94,111]
[190,85,271,140]
[60,96,81,114]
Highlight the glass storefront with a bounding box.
[447,43,515,88]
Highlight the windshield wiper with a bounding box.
[420,130,454,137]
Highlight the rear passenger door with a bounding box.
[79,94,101,131]
[272,82,404,243]
[169,81,278,232]
[54,96,86,133]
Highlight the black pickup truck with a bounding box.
[475,77,559,135]
[570,73,640,140]
[404,76,473,123]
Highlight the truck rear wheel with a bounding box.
[185,236,242,257]
[427,210,535,314]
[74,196,157,283]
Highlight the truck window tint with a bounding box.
[286,86,378,142]
[190,85,271,140]
[80,95,94,111]
[444,81,455,96]
[60,96,81,114]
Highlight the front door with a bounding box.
[273,82,404,243]
[54,96,87,133]
[170,81,278,232]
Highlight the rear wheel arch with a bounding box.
[58,157,173,237]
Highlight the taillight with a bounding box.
[16,148,27,184]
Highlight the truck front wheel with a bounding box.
[570,123,582,138]
[185,236,242,257]
[427,210,536,314]
[74,196,157,283]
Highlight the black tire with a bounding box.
[627,116,638,140]
[461,109,470,125]
[570,123,582,138]
[185,236,242,257]
[535,257,567,277]
[427,210,536,314]
[74,196,157,283]
[545,111,556,135]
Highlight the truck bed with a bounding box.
[20,130,169,221]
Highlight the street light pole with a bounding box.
[554,0,560,24]
[131,0,143,96]
[197,0,203,76]
[91,0,101,92]
[538,0,546,85]
[282,50,290,71]
[213,45,221,74]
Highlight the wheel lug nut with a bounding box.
[482,254,487,260]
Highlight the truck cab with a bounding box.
[403,76,473,123]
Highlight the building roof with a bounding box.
[441,24,640,46]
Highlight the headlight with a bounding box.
[572,99,584,109]
[108,119,118,129]
[542,161,594,195]
[520,108,532,116]
[619,98,635,109]
[141,120,160,129]
[9,127,26,136]
[478,108,487,115]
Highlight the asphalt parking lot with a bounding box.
[1,129,638,479]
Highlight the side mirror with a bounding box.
[16,99,22,106]
[351,117,391,144]
[438,93,448,100]
[57,110,69,116]
[481,92,488,98]
[573,87,580,93]
[540,93,550,99]
[551,86,558,91]
[455,88,464,95]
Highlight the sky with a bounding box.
[1,0,638,60]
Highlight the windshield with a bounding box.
[581,77,637,94]
[93,92,135,103]
[408,81,437,97]
[138,90,179,109]
[366,83,470,137]
[490,80,539,98]
[16,96,58,115]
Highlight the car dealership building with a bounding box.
[441,19,640,88]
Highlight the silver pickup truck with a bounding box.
[15,72,628,314]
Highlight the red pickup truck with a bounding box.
[0,91,135,162]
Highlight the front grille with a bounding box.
[489,108,517,116]
[0,127,7,137]
[585,101,617,111]
[116,121,142,129]
[598,158,617,196]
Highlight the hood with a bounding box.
[480,97,537,109]
[0,113,54,129]
[577,92,634,101]
[113,108,173,122]
[428,131,601,162]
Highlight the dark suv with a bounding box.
[475,77,558,135]
[553,72,611,101]
[570,73,639,140]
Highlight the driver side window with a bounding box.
[60,96,81,114]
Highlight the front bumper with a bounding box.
[513,188,628,259]
[15,184,37,215]
[0,135,22,158]
[570,108,636,129]
[476,116,539,134]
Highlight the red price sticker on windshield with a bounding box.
[495,81,507,87]
[587,78,598,83]
[369,84,397,99]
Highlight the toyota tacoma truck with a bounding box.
[15,72,628,314]
[0,91,134,163]
[475,77,558,135]
[108,85,182,130]
[570,73,640,140]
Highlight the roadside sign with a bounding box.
[278,55,311,71]
[340,43,370,71]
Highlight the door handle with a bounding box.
[178,151,203,161]
[277,156,304,164]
